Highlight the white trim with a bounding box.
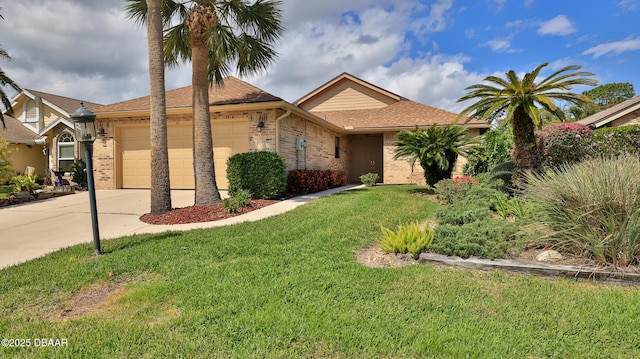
[39,117,74,136]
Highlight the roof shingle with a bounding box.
[94,76,282,113]
[0,115,40,143]
[24,89,103,113]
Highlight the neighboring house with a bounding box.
[576,95,640,128]
[2,89,103,177]
[0,114,47,177]
[92,73,489,190]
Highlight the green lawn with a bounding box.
[1,186,639,358]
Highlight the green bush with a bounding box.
[227,151,286,199]
[588,125,640,157]
[433,176,480,204]
[233,189,251,207]
[70,159,87,185]
[11,174,38,194]
[222,198,240,214]
[433,183,518,259]
[432,219,518,259]
[377,222,435,259]
[359,172,379,187]
[463,129,513,176]
[487,160,516,194]
[525,155,640,266]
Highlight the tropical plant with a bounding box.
[458,63,597,176]
[463,129,513,176]
[69,159,87,185]
[524,155,640,267]
[12,174,37,194]
[393,123,472,186]
[125,0,173,214]
[0,8,22,129]
[127,0,284,206]
[377,222,435,259]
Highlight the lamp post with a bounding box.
[71,102,101,255]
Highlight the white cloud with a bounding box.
[537,15,577,36]
[617,0,639,11]
[480,36,521,54]
[582,36,640,58]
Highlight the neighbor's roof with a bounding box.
[576,95,640,128]
[94,76,282,114]
[22,89,103,114]
[0,114,40,144]
[313,98,489,131]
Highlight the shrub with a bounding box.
[0,136,12,183]
[12,174,38,194]
[433,176,480,204]
[525,155,640,266]
[463,129,513,176]
[227,151,286,199]
[587,125,640,157]
[538,122,591,169]
[70,159,87,185]
[327,170,347,188]
[222,198,240,214]
[432,219,518,259]
[433,183,518,259]
[359,172,379,187]
[486,160,516,194]
[494,193,532,220]
[233,189,252,207]
[377,222,435,259]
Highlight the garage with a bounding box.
[119,119,249,189]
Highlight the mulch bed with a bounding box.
[139,199,280,225]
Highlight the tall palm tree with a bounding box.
[125,0,172,214]
[0,8,22,129]
[163,0,283,205]
[393,123,472,186]
[458,63,597,174]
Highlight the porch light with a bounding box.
[70,102,101,255]
[257,121,265,132]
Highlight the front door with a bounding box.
[349,135,383,183]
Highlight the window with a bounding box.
[335,137,340,158]
[58,133,75,171]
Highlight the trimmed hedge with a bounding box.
[287,169,347,194]
[226,151,287,199]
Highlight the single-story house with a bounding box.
[91,73,489,190]
[576,95,640,128]
[1,89,103,178]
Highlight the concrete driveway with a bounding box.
[0,186,356,269]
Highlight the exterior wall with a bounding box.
[609,108,640,127]
[300,79,396,112]
[94,109,287,190]
[278,113,349,173]
[8,144,47,177]
[381,127,482,186]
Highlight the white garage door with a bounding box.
[120,119,248,189]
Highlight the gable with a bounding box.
[299,78,398,112]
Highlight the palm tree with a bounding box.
[125,0,172,214]
[0,8,22,129]
[163,0,283,205]
[458,63,597,174]
[393,123,472,186]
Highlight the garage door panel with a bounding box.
[120,120,248,190]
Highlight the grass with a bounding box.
[1,186,640,358]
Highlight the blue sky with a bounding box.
[1,0,639,114]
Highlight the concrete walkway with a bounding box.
[0,186,359,269]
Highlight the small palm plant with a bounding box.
[393,123,472,186]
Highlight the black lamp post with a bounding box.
[71,102,101,255]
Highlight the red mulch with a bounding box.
[140,199,279,225]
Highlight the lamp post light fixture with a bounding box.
[71,102,101,255]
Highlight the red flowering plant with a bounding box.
[434,176,480,204]
[287,169,346,194]
[537,123,591,169]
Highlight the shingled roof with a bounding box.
[312,98,488,130]
[23,89,103,113]
[94,76,282,113]
[576,95,640,128]
[0,114,41,144]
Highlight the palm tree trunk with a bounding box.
[147,0,172,214]
[189,6,221,205]
[512,105,541,174]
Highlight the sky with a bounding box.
[1,0,639,114]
